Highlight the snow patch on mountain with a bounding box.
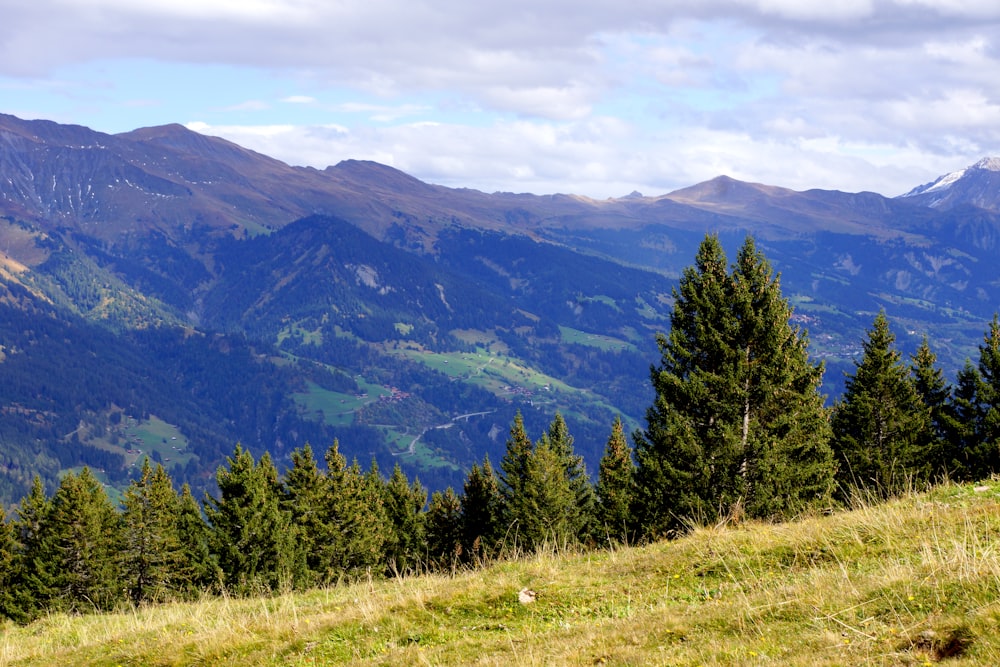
[972,157,1000,172]
[900,156,1000,200]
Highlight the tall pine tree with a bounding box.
[517,435,576,550]
[545,413,595,542]
[282,443,329,585]
[730,238,834,518]
[595,416,635,545]
[120,459,185,604]
[383,463,427,575]
[204,444,298,593]
[43,468,123,612]
[634,235,833,536]
[9,476,54,620]
[948,360,985,479]
[460,456,504,562]
[426,487,463,572]
[973,315,1000,475]
[831,311,932,498]
[910,337,956,478]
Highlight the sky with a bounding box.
[1,1,999,199]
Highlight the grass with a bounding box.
[124,416,193,467]
[292,379,391,427]
[558,326,637,353]
[6,480,1000,665]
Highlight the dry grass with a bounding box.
[4,480,1000,665]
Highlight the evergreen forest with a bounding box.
[4,234,1000,623]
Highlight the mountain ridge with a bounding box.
[2,112,1000,506]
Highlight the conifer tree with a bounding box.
[426,487,463,572]
[460,456,504,561]
[499,411,532,507]
[730,238,834,518]
[9,476,54,619]
[120,459,185,604]
[175,482,218,593]
[910,337,956,477]
[595,416,634,544]
[282,443,328,584]
[43,468,123,612]
[204,444,297,593]
[973,315,1000,475]
[545,413,596,542]
[947,361,985,479]
[831,311,932,497]
[634,235,833,536]
[383,463,427,575]
[499,411,534,549]
[634,234,735,535]
[517,435,576,550]
[0,505,17,621]
[321,442,388,579]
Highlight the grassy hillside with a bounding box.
[5,480,1000,665]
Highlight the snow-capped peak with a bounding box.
[901,168,965,198]
[972,157,1000,172]
[900,156,1000,199]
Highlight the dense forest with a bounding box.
[4,234,1000,623]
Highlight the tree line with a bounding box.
[4,233,1000,622]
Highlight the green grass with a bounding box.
[292,379,391,427]
[6,480,1000,665]
[123,415,194,468]
[558,326,637,352]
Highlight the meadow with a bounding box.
[4,480,1000,665]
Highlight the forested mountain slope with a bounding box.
[1,112,999,505]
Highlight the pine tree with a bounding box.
[910,337,956,478]
[9,476,54,620]
[499,411,534,549]
[282,443,328,584]
[175,483,218,593]
[460,456,504,562]
[120,459,185,604]
[595,416,634,545]
[204,444,298,593]
[383,463,427,575]
[831,311,932,498]
[320,442,388,579]
[974,315,1000,475]
[426,487,463,572]
[517,435,576,550]
[545,413,596,542]
[0,505,17,621]
[634,235,833,536]
[499,411,532,507]
[43,468,123,612]
[634,234,736,536]
[730,238,834,518]
[947,360,984,479]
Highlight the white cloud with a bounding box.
[3,0,999,196]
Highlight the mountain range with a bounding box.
[1,111,999,506]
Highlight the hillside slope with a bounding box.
[4,113,1000,505]
[4,480,999,666]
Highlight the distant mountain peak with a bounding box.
[898,157,1000,212]
[972,156,1000,172]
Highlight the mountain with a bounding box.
[2,113,1000,506]
[899,157,1000,211]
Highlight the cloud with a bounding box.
[3,0,999,196]
[186,113,953,200]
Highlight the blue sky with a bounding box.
[2,1,999,199]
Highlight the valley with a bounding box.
[1,112,1000,505]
